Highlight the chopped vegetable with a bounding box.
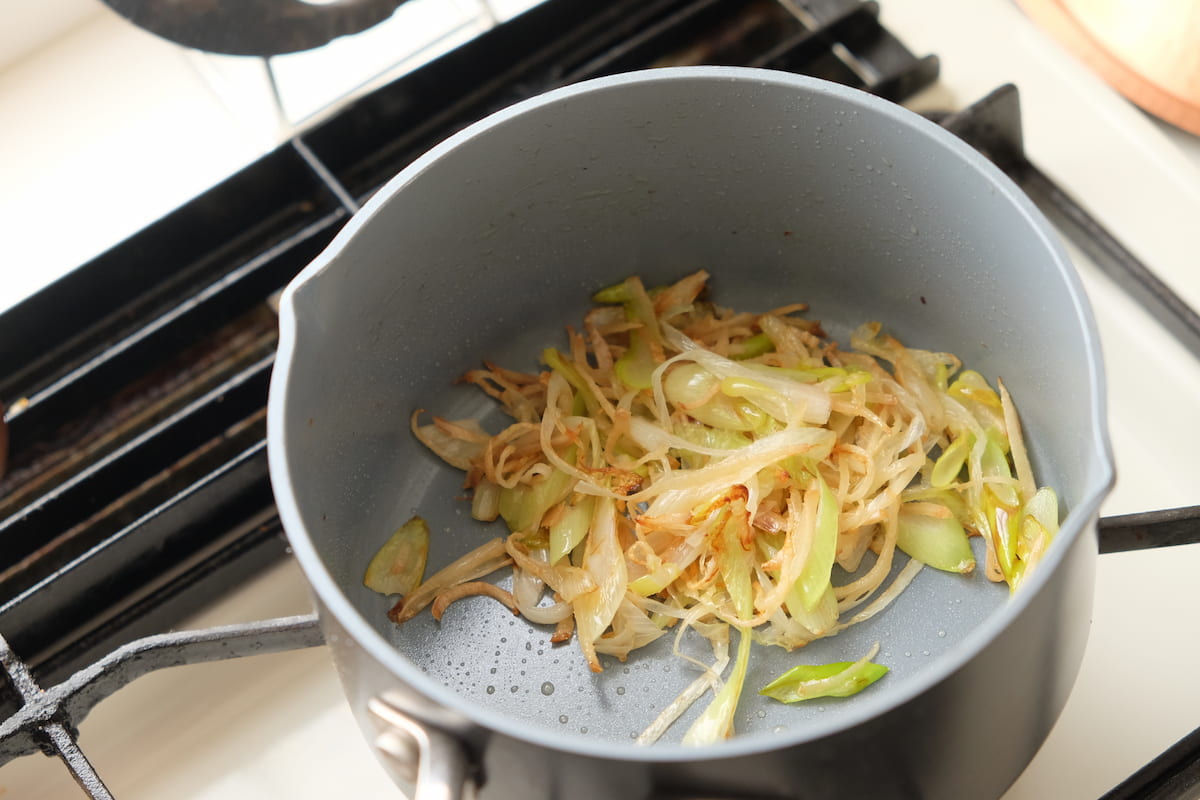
[387,537,511,623]
[363,516,430,597]
[682,626,753,744]
[759,643,889,703]
[386,271,1058,742]
[896,503,975,574]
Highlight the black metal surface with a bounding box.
[1098,507,1200,554]
[1101,726,1200,800]
[100,0,406,56]
[0,145,343,407]
[299,0,938,200]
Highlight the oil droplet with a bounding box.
[559,715,569,724]
[490,667,497,674]
[579,727,589,734]
[510,686,519,693]
[904,651,912,657]
[526,642,533,651]
[616,687,626,696]
[938,630,947,638]
[541,681,555,696]
[922,650,931,656]
[486,686,495,695]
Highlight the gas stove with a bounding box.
[1,1,1199,798]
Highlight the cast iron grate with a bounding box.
[0,0,1196,797]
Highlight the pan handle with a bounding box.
[1098,506,1200,554]
[368,691,475,800]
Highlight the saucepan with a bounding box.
[266,67,1114,799]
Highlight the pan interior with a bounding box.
[276,69,1108,751]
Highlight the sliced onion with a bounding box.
[573,497,628,672]
[511,561,574,625]
[390,538,511,623]
[410,411,488,470]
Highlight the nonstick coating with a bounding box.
[269,68,1113,796]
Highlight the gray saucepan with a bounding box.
[266,67,1114,800]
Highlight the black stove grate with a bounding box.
[0,1,1196,798]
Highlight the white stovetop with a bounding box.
[3,0,1200,798]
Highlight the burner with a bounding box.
[99,0,406,56]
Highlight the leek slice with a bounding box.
[682,626,753,745]
[931,433,972,489]
[784,583,838,636]
[948,369,1002,408]
[542,348,599,415]
[730,332,774,360]
[616,330,656,389]
[549,495,594,565]
[498,453,576,534]
[673,422,752,453]
[760,653,888,703]
[628,563,683,597]
[796,476,838,611]
[980,433,1020,508]
[718,505,755,621]
[983,487,1020,585]
[592,281,633,304]
[897,504,975,574]
[364,516,430,597]
[663,363,766,432]
[1023,486,1059,533]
